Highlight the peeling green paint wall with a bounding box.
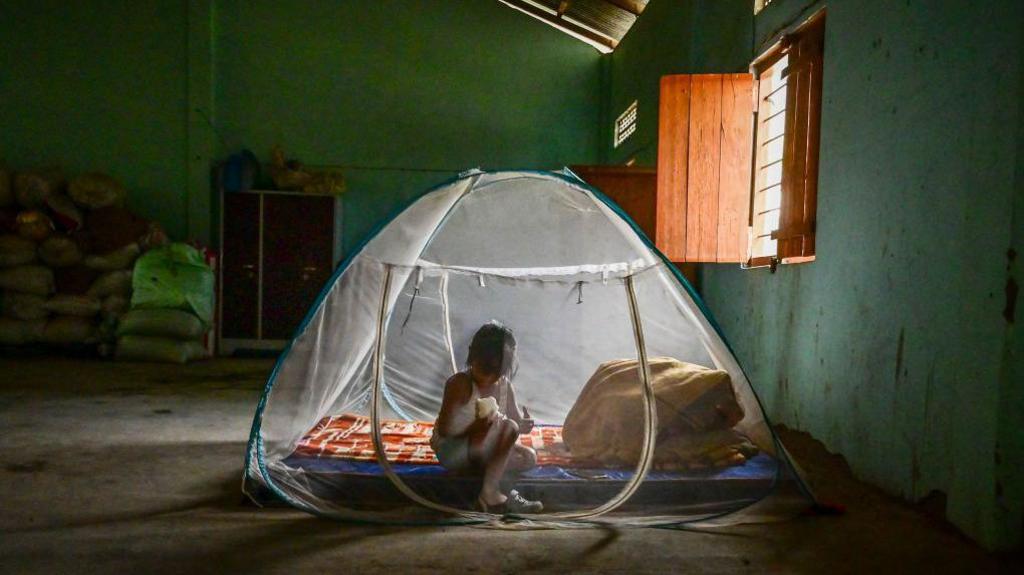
[606,0,1024,549]
[1,1,602,247]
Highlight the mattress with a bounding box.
[277,414,781,513]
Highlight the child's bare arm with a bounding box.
[507,384,534,434]
[434,374,473,438]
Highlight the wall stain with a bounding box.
[4,460,47,473]
[912,448,921,493]
[1004,248,1017,323]
[916,489,949,524]
[1007,277,1019,323]
[894,327,906,387]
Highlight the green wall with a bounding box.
[607,0,1024,549]
[0,0,191,239]
[1,0,602,247]
[215,0,602,250]
[996,30,1024,549]
[602,0,752,165]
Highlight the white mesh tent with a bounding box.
[243,169,814,526]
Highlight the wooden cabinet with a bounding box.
[570,165,698,286]
[219,190,341,354]
[571,165,658,239]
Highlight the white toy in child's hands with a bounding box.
[476,396,500,419]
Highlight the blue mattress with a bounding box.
[283,452,779,482]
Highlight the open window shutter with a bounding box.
[774,13,824,260]
[717,74,755,262]
[656,75,690,261]
[657,73,753,263]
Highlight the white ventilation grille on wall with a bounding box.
[614,100,638,148]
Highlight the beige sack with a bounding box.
[1,292,49,321]
[562,358,748,469]
[14,210,53,242]
[86,270,131,298]
[40,315,97,344]
[0,265,55,296]
[84,242,140,271]
[0,317,46,345]
[68,173,126,210]
[0,234,36,267]
[44,294,101,317]
[38,235,84,267]
[14,169,64,208]
[100,294,130,319]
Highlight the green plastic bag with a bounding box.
[131,244,214,327]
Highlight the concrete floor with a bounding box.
[0,357,1019,574]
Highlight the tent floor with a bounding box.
[273,453,781,514]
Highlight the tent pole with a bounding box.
[440,271,458,376]
[368,264,486,518]
[516,275,659,523]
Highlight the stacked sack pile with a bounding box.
[115,243,214,364]
[0,165,167,351]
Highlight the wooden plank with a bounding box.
[656,75,690,260]
[777,38,806,260]
[716,73,754,262]
[776,12,825,260]
[685,74,723,262]
[801,14,826,258]
[748,70,772,262]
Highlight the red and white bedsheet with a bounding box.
[292,413,572,466]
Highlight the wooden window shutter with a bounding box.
[774,13,825,260]
[656,75,690,261]
[657,73,753,263]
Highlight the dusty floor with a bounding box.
[0,357,1019,574]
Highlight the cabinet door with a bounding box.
[221,192,260,339]
[261,194,335,340]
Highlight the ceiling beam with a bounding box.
[603,0,646,16]
[500,0,617,52]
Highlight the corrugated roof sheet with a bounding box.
[499,0,649,53]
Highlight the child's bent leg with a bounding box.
[468,417,519,506]
[507,444,537,473]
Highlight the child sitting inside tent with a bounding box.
[430,321,544,513]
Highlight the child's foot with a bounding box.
[505,489,543,514]
[478,489,507,511]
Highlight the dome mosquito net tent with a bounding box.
[243,169,814,526]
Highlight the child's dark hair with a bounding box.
[466,321,518,380]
